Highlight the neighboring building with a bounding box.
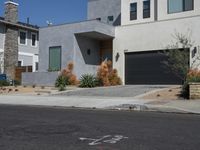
[23,0,200,86]
[0,1,39,79]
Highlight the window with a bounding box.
[87,49,91,55]
[107,16,114,23]
[168,0,194,14]
[130,3,137,20]
[19,30,27,45]
[35,62,39,71]
[18,61,22,67]
[49,46,61,71]
[184,0,194,11]
[143,0,151,18]
[31,33,37,47]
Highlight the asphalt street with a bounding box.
[0,105,200,150]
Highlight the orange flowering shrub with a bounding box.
[60,62,78,85]
[109,69,122,86]
[97,60,122,86]
[187,69,200,82]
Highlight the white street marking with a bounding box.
[79,135,128,146]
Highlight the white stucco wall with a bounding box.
[113,15,200,83]
[121,0,200,26]
[121,0,155,25]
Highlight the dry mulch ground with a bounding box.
[0,86,55,95]
[142,86,182,101]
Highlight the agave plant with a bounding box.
[79,74,98,88]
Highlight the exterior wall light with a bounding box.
[115,52,120,62]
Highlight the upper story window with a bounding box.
[18,61,22,67]
[130,3,137,20]
[31,33,37,47]
[143,0,151,18]
[168,0,194,14]
[107,16,114,23]
[19,30,27,45]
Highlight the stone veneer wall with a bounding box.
[4,2,18,23]
[4,2,19,79]
[4,26,18,79]
[189,83,200,99]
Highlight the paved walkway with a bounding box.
[0,95,200,114]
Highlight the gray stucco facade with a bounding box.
[23,20,114,86]
[23,0,117,86]
[22,72,58,86]
[39,20,114,73]
[87,0,121,26]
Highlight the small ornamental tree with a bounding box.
[163,31,199,98]
[163,31,193,82]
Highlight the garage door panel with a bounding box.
[125,51,185,85]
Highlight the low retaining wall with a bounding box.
[22,72,59,86]
[189,83,200,99]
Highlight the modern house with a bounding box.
[0,1,39,80]
[23,0,200,85]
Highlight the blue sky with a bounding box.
[0,0,88,27]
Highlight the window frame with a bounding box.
[130,2,137,21]
[18,30,27,45]
[143,0,151,19]
[168,0,194,14]
[31,32,37,47]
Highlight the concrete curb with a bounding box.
[146,104,200,114]
[0,95,199,115]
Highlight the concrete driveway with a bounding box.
[59,85,171,97]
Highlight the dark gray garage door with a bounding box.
[125,51,185,85]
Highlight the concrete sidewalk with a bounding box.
[0,95,200,114]
[0,95,153,108]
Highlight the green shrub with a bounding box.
[181,81,189,99]
[55,75,69,89]
[0,80,10,87]
[79,74,98,88]
[58,84,66,91]
[14,80,21,86]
